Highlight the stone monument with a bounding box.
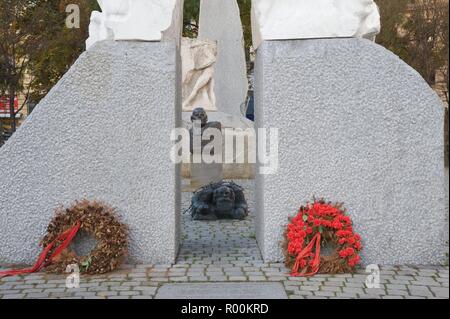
[0,2,184,265]
[199,0,248,116]
[253,0,448,265]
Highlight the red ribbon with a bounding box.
[0,222,81,278]
[291,232,322,277]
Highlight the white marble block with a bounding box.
[251,0,381,48]
[86,0,183,50]
[199,0,248,116]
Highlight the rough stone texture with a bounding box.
[254,38,448,265]
[155,282,287,299]
[199,0,248,116]
[445,167,449,246]
[0,41,181,265]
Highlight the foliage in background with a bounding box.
[0,0,98,132]
[404,0,448,89]
[28,0,99,102]
[237,0,252,62]
[375,0,410,58]
[0,0,49,132]
[183,0,200,38]
[376,0,449,103]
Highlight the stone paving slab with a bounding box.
[0,265,448,299]
[154,282,287,299]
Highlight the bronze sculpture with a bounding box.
[189,181,249,220]
[188,108,248,220]
[189,107,222,154]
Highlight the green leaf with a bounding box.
[80,256,92,271]
[302,214,308,222]
[319,226,324,234]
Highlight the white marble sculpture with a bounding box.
[182,38,218,112]
[86,10,110,50]
[86,0,180,50]
[251,0,381,49]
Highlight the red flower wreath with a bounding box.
[283,200,363,276]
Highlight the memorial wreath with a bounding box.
[41,200,129,275]
[283,199,362,276]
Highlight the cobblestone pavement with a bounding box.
[1,180,448,299]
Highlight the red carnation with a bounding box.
[322,220,332,228]
[339,249,348,258]
[332,221,343,230]
[348,255,361,267]
[346,247,355,256]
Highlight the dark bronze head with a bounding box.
[213,185,236,212]
[191,107,208,125]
